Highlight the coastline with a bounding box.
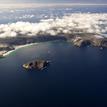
[0,40,64,58]
[3,43,38,57]
[1,34,107,58]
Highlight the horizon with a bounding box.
[0,0,107,3]
[0,3,107,9]
[0,0,107,9]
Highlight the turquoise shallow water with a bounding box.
[0,40,107,107]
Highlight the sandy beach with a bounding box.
[3,43,38,57]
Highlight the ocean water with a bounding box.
[0,5,107,107]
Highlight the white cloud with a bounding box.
[0,13,107,38]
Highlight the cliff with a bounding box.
[0,34,107,57]
[71,34,107,48]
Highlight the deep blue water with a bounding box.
[0,41,107,107]
[0,5,107,107]
[0,5,107,24]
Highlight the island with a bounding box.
[0,33,107,57]
[23,60,50,70]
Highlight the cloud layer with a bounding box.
[0,13,107,38]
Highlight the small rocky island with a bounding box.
[23,60,50,70]
[0,34,107,57]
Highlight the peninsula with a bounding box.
[0,33,107,57]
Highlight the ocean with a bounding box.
[0,5,107,107]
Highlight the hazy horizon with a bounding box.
[0,0,107,4]
[0,0,107,9]
[0,3,107,9]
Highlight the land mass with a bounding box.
[0,34,107,57]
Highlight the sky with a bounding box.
[0,0,107,4]
[0,0,106,9]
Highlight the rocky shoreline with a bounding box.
[0,44,15,57]
[70,34,107,48]
[0,34,107,57]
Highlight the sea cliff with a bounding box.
[0,34,107,57]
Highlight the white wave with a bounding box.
[0,13,107,38]
[3,43,38,57]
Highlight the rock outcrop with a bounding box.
[23,60,50,70]
[0,44,15,57]
[71,34,107,48]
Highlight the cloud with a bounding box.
[0,13,107,38]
